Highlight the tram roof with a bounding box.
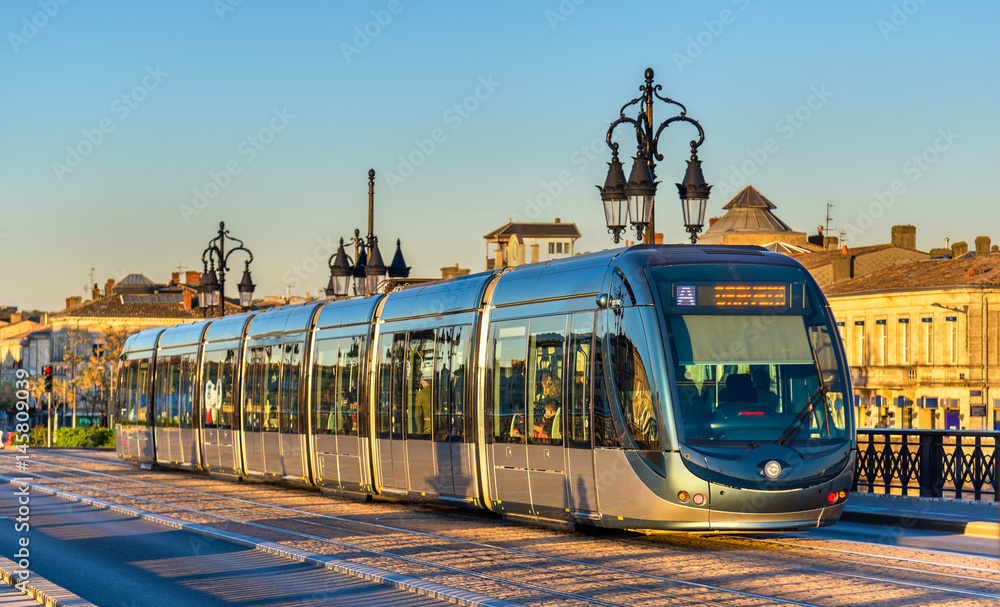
[380,271,500,321]
[315,295,383,329]
[157,319,212,349]
[247,301,323,337]
[121,326,166,354]
[204,310,258,343]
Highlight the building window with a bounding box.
[548,242,555,254]
[855,322,866,365]
[947,317,958,365]
[922,318,933,365]
[876,320,887,366]
[898,318,910,365]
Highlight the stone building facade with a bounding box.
[484,219,581,269]
[824,254,1000,430]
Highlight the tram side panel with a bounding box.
[115,328,165,465]
[242,334,309,481]
[200,340,242,474]
[486,309,599,522]
[371,320,475,503]
[310,330,370,493]
[115,352,156,463]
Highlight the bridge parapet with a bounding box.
[854,429,998,502]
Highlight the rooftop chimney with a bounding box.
[554,217,561,223]
[951,241,968,257]
[975,236,991,255]
[441,264,471,280]
[9,312,22,324]
[185,270,201,285]
[182,290,192,310]
[105,278,115,296]
[91,283,101,300]
[66,296,82,310]
[891,225,917,250]
[171,272,180,286]
[708,216,720,227]
[831,253,853,283]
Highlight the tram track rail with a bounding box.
[3,451,997,606]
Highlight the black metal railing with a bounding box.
[853,429,998,502]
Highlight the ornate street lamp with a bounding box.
[199,262,220,310]
[365,236,386,297]
[387,239,411,280]
[598,67,711,244]
[676,154,712,244]
[200,221,255,316]
[236,266,255,308]
[331,169,407,298]
[325,238,353,298]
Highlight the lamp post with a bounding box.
[598,67,712,244]
[200,221,255,316]
[326,169,406,298]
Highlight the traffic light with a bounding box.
[43,365,53,393]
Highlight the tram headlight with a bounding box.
[763,460,782,480]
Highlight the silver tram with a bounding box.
[115,245,856,531]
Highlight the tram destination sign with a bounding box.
[674,284,788,307]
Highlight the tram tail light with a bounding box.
[827,492,838,504]
[738,411,764,416]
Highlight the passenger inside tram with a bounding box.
[532,399,560,439]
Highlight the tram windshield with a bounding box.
[651,264,849,447]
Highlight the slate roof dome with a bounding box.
[112,274,158,295]
[698,185,806,246]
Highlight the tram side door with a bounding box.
[377,333,408,492]
[433,325,469,498]
[566,312,598,519]
[490,321,532,515]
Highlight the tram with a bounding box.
[115,245,856,531]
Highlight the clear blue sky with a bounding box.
[2,1,997,311]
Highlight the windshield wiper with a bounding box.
[776,385,828,446]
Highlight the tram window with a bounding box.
[280,342,301,433]
[337,336,361,436]
[377,335,393,439]
[406,330,435,440]
[567,313,593,448]
[610,308,659,450]
[528,315,567,446]
[136,360,149,422]
[119,360,134,422]
[244,347,264,432]
[203,353,220,428]
[313,339,339,435]
[179,353,196,429]
[434,326,467,442]
[492,321,528,444]
[154,355,179,427]
[377,334,407,439]
[218,349,236,430]
[263,346,280,432]
[390,334,406,440]
[203,349,236,430]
